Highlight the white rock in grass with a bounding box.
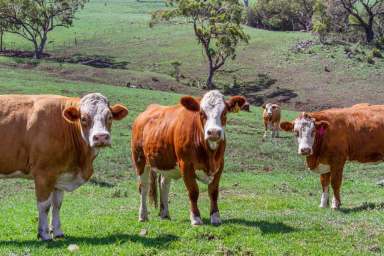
[139,228,148,237]
[67,244,80,252]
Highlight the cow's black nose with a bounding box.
[93,133,110,143]
[207,129,222,140]
[300,148,311,155]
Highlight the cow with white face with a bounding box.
[0,93,128,240]
[262,103,281,139]
[280,106,384,210]
[132,90,247,226]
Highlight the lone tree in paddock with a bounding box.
[151,0,249,89]
[0,0,88,59]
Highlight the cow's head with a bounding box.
[280,113,329,156]
[180,90,246,151]
[63,93,128,148]
[263,103,279,118]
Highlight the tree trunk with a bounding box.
[206,65,215,90]
[0,30,3,52]
[365,24,375,43]
[33,34,47,59]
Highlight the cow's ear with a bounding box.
[111,104,129,120]
[280,121,294,132]
[63,106,81,122]
[262,103,266,109]
[315,120,330,130]
[180,96,200,112]
[227,96,247,113]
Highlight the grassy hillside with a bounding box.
[1,0,383,111]
[0,63,384,255]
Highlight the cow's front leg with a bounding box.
[319,172,331,208]
[159,175,171,220]
[263,122,269,139]
[273,122,279,138]
[51,189,64,238]
[330,165,344,209]
[34,176,55,241]
[208,169,222,226]
[138,166,150,222]
[180,162,202,226]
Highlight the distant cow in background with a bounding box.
[263,103,281,139]
[241,101,250,112]
[0,93,128,240]
[131,90,246,226]
[280,105,384,209]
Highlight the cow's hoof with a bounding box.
[160,214,171,220]
[210,212,221,226]
[54,232,65,239]
[190,215,203,226]
[139,217,149,222]
[37,233,52,241]
[331,198,341,209]
[319,203,329,208]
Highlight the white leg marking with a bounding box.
[319,192,329,208]
[190,212,203,226]
[159,175,171,219]
[37,194,52,241]
[332,197,340,209]
[139,166,150,222]
[51,190,64,238]
[210,211,221,226]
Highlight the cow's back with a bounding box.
[0,95,79,174]
[314,106,384,163]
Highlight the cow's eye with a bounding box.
[200,112,207,120]
[81,117,88,125]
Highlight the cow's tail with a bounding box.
[148,169,158,208]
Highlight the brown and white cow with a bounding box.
[131,90,246,226]
[0,93,128,240]
[262,103,281,139]
[280,105,384,209]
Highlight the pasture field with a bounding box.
[1,0,384,110]
[0,64,384,255]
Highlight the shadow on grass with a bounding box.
[0,233,179,249]
[223,219,297,234]
[339,202,384,214]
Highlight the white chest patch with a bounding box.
[0,171,32,179]
[55,173,86,192]
[195,170,213,184]
[154,169,181,180]
[309,164,330,175]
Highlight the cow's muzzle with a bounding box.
[92,132,111,148]
[299,147,312,156]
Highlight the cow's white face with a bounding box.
[63,93,128,148]
[264,103,278,118]
[280,113,329,156]
[200,90,226,150]
[180,90,247,151]
[293,116,316,155]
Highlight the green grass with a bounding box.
[0,64,384,255]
